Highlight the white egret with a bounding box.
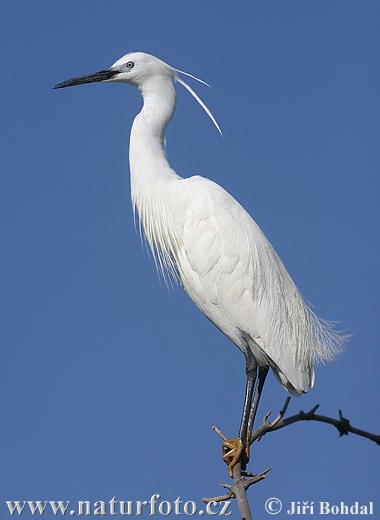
[54,52,346,475]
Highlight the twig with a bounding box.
[212,425,228,441]
[249,396,291,444]
[206,401,379,519]
[203,465,271,518]
[250,402,380,445]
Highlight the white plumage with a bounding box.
[126,53,344,396]
[54,52,346,399]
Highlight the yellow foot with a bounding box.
[222,438,245,477]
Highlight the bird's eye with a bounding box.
[126,61,134,69]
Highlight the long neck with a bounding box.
[130,79,177,190]
[129,78,181,278]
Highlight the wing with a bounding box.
[174,176,328,394]
[177,177,261,339]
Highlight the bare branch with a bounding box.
[231,461,252,520]
[249,397,291,445]
[244,468,272,490]
[207,401,379,519]
[212,425,228,441]
[249,402,380,445]
[203,454,271,519]
[203,490,234,504]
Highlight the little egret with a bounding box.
[54,52,346,475]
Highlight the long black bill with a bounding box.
[53,68,119,89]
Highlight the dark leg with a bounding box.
[239,349,258,442]
[245,365,269,459]
[222,350,257,476]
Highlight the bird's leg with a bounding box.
[244,365,269,461]
[239,351,258,443]
[222,350,257,477]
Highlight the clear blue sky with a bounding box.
[1,1,379,517]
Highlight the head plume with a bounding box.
[172,67,223,137]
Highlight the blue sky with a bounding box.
[1,1,379,517]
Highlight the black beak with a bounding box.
[53,68,119,89]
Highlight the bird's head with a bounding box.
[111,52,176,87]
[53,52,174,90]
[54,51,222,135]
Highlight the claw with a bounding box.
[222,438,244,477]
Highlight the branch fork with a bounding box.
[205,398,379,519]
